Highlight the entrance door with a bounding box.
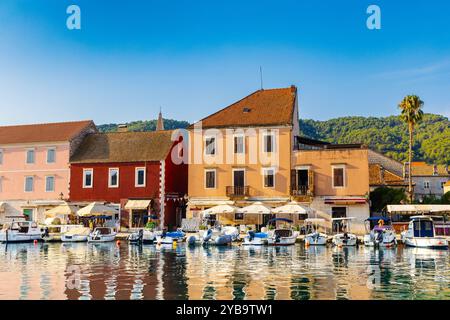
[331,207,347,233]
[23,209,33,221]
[233,170,245,195]
[297,169,309,194]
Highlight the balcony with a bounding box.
[291,185,313,202]
[226,186,250,198]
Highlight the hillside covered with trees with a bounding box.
[98,113,449,164]
[299,113,450,164]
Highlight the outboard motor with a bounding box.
[203,229,213,242]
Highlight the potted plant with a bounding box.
[145,221,157,230]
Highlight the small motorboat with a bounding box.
[88,227,117,243]
[0,221,42,243]
[401,216,448,249]
[143,229,157,244]
[201,228,233,246]
[331,217,358,247]
[61,227,90,242]
[243,230,268,245]
[156,229,186,245]
[363,217,397,247]
[304,218,328,246]
[221,226,240,241]
[128,229,144,244]
[266,218,299,246]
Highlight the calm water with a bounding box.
[0,242,448,300]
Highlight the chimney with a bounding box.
[117,124,128,132]
[156,108,165,131]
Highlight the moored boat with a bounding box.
[88,227,117,243]
[304,218,328,246]
[363,217,397,247]
[243,230,268,245]
[0,221,42,243]
[331,217,358,247]
[155,229,186,245]
[61,227,90,242]
[266,218,299,246]
[401,216,448,249]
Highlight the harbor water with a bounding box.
[0,242,448,300]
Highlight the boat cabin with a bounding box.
[409,216,436,238]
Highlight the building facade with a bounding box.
[409,162,450,200]
[0,121,96,223]
[186,86,371,234]
[69,129,188,230]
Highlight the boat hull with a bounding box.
[267,236,297,246]
[0,232,41,243]
[305,233,328,245]
[404,237,448,249]
[61,234,88,242]
[88,234,116,243]
[332,234,357,246]
[242,237,267,246]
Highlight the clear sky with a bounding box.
[0,0,449,125]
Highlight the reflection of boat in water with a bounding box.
[363,217,397,248]
[401,216,448,249]
[331,217,357,247]
[88,227,117,243]
[0,221,42,243]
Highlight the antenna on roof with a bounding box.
[259,66,264,90]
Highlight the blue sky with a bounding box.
[0,0,449,125]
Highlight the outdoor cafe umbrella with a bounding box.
[77,202,119,217]
[236,202,272,225]
[272,201,312,227]
[202,204,238,216]
[45,203,78,218]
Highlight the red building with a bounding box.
[69,129,187,230]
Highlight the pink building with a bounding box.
[0,121,96,223]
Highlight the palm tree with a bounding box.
[398,95,424,203]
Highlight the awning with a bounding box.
[77,202,119,217]
[387,204,450,214]
[324,197,367,205]
[125,200,151,210]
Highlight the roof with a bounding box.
[0,120,94,145]
[190,86,297,129]
[410,162,449,176]
[70,130,174,163]
[369,164,408,186]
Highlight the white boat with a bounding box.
[331,217,358,247]
[61,227,91,242]
[401,216,448,249]
[304,218,328,246]
[88,227,117,243]
[43,224,86,242]
[363,217,397,247]
[266,218,299,246]
[221,226,240,241]
[0,221,42,243]
[143,229,157,243]
[155,229,186,245]
[243,230,268,245]
[201,228,232,246]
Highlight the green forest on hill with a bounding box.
[98,113,450,164]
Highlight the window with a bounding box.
[205,169,216,189]
[108,168,119,188]
[135,167,146,187]
[25,176,34,192]
[83,169,93,188]
[26,149,35,164]
[0,149,3,164]
[263,168,275,188]
[423,181,430,189]
[332,166,345,188]
[45,176,55,192]
[47,148,56,163]
[235,212,244,220]
[205,136,216,155]
[234,135,244,154]
[263,132,275,153]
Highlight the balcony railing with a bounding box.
[226,186,250,197]
[291,185,311,196]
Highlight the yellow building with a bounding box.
[186,86,370,234]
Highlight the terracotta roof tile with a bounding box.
[70,130,175,163]
[190,86,297,129]
[369,164,408,186]
[0,120,94,145]
[411,162,449,176]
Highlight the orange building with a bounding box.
[186,86,371,234]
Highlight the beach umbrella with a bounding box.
[45,203,78,218]
[272,201,312,214]
[202,204,239,216]
[236,202,272,214]
[77,202,119,217]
